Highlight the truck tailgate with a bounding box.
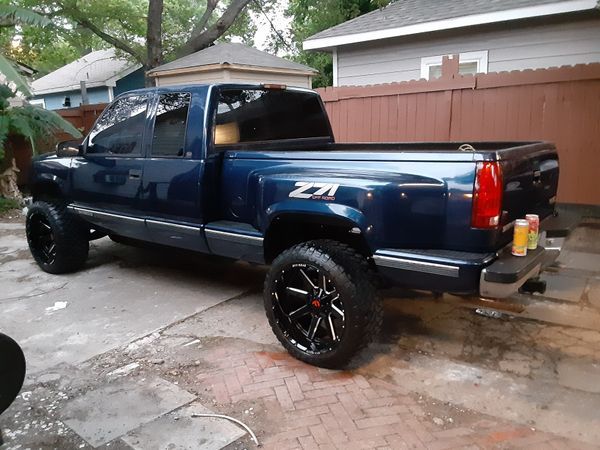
[498,142,559,231]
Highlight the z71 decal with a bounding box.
[289,182,340,201]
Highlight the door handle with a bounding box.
[129,169,142,180]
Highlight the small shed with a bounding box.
[148,43,317,88]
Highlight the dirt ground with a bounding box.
[1,211,600,449]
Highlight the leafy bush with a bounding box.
[0,196,20,213]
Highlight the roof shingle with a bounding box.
[31,49,139,95]
[305,0,591,43]
[148,43,317,74]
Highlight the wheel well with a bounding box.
[264,214,372,263]
[31,181,63,203]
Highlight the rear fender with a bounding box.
[264,200,367,232]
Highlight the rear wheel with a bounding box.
[26,201,89,274]
[264,240,381,368]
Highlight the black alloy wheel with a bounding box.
[272,263,345,354]
[264,240,382,368]
[27,213,57,265]
[26,200,89,274]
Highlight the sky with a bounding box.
[251,0,292,54]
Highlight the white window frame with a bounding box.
[420,50,489,80]
[28,98,46,109]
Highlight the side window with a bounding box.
[151,92,191,157]
[214,88,331,146]
[87,95,148,155]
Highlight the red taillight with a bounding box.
[471,161,503,229]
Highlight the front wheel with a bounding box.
[264,240,382,368]
[26,201,89,274]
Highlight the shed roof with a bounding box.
[304,0,599,50]
[148,43,317,76]
[31,48,141,95]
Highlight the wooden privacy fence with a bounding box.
[55,103,108,138]
[316,60,600,205]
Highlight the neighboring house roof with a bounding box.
[304,0,600,50]
[148,43,317,77]
[31,48,141,96]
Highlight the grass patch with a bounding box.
[0,196,20,213]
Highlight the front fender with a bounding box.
[30,154,72,198]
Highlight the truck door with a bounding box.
[141,91,208,252]
[70,94,149,238]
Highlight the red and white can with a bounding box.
[526,214,539,250]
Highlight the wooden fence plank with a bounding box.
[319,65,600,205]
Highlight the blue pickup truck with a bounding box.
[27,83,569,367]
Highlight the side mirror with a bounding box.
[56,140,81,157]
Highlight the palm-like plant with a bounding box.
[0,85,82,159]
[0,6,81,201]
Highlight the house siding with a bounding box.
[114,68,146,96]
[32,87,111,110]
[154,71,226,86]
[336,17,600,86]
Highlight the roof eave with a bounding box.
[303,0,599,51]
[32,81,108,96]
[148,62,317,78]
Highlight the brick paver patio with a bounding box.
[191,342,587,450]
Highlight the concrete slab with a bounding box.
[122,402,245,450]
[391,355,600,445]
[588,279,600,309]
[60,377,195,447]
[538,273,587,303]
[0,236,263,374]
[557,250,600,274]
[557,358,600,393]
[164,292,278,346]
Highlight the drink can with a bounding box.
[512,219,529,256]
[525,214,539,250]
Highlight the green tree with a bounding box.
[0,3,52,92]
[3,0,267,82]
[279,0,390,87]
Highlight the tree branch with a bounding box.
[177,0,252,57]
[57,0,145,65]
[190,0,218,38]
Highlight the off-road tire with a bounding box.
[264,239,382,368]
[26,200,89,274]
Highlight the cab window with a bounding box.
[214,88,331,146]
[151,92,191,157]
[87,95,148,155]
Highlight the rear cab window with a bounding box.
[213,87,333,148]
[151,92,191,158]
